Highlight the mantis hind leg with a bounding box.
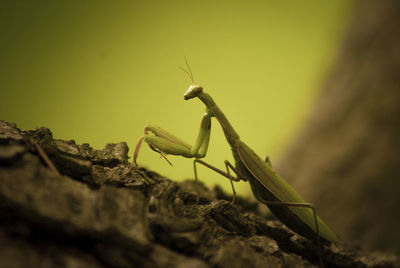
[193,159,245,204]
[264,201,323,267]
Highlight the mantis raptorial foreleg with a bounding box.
[128,109,213,173]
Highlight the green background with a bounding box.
[0,1,351,196]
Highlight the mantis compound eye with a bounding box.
[184,85,203,100]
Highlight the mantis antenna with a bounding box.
[179,57,195,84]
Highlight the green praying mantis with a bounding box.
[129,61,337,250]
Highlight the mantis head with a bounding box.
[184,84,203,100]
[180,58,202,100]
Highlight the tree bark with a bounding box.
[1,120,398,267]
[276,0,400,254]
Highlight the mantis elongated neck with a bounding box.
[198,91,240,145]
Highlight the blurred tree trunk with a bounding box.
[276,0,400,253]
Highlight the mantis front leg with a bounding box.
[128,108,213,172]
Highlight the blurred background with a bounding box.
[0,0,352,196]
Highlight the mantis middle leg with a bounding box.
[193,159,247,204]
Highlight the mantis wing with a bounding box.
[237,140,337,243]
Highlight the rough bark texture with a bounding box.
[276,0,400,254]
[0,120,398,267]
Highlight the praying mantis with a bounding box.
[129,61,337,249]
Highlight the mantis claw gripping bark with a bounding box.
[131,61,337,266]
